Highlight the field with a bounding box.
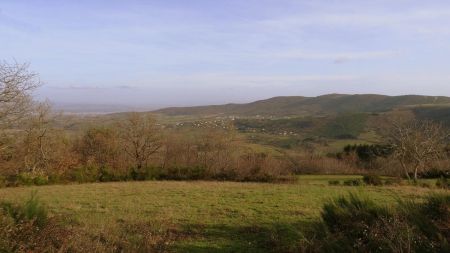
[0,176,444,253]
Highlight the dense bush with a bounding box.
[13,172,49,186]
[296,156,363,174]
[343,179,363,186]
[436,177,449,189]
[421,169,450,179]
[328,180,340,185]
[363,174,383,186]
[0,192,48,227]
[305,193,450,252]
[383,177,402,186]
[162,166,208,180]
[70,166,100,183]
[343,144,393,162]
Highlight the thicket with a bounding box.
[303,193,450,252]
[0,113,294,186]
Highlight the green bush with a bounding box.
[130,166,163,181]
[71,166,100,183]
[0,192,48,227]
[383,177,402,186]
[17,172,35,186]
[33,175,49,186]
[343,179,362,186]
[99,166,130,182]
[163,166,208,180]
[0,176,7,188]
[307,193,450,252]
[0,193,94,252]
[14,172,49,186]
[436,177,449,189]
[328,180,340,186]
[420,182,432,188]
[363,174,383,186]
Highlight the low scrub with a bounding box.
[0,193,176,252]
[304,193,450,252]
[362,174,383,186]
[328,180,340,186]
[296,156,363,175]
[343,179,363,186]
[436,177,449,189]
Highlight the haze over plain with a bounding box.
[1,0,450,107]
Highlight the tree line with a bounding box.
[0,61,449,186]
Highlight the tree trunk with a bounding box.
[400,160,411,180]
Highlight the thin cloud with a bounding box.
[47,85,138,90]
[259,8,450,28]
[262,50,398,63]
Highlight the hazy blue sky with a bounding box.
[1,0,450,107]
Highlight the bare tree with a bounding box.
[388,120,449,181]
[0,61,40,128]
[119,113,162,169]
[77,126,120,167]
[22,102,53,173]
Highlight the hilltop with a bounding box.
[154,94,450,117]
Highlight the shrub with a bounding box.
[33,175,49,186]
[436,177,449,189]
[362,174,383,186]
[163,166,208,180]
[421,169,450,179]
[398,194,450,252]
[71,166,100,183]
[383,177,402,186]
[420,182,432,188]
[0,193,176,252]
[99,166,130,182]
[320,194,392,252]
[296,156,362,174]
[328,180,340,185]
[0,192,48,228]
[14,172,50,186]
[0,176,6,188]
[306,193,450,252]
[0,193,101,252]
[131,166,163,181]
[343,179,362,186]
[17,172,35,186]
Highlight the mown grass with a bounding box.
[0,176,446,252]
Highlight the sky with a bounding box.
[1,0,450,107]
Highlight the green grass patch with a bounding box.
[0,176,445,252]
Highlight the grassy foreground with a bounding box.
[0,176,444,252]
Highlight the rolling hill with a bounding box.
[154,94,450,117]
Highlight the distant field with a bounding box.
[0,176,445,253]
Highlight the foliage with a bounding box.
[328,180,340,185]
[383,177,402,186]
[0,192,47,227]
[308,193,450,253]
[363,174,383,186]
[16,172,49,186]
[343,179,363,186]
[436,177,449,189]
[342,144,393,162]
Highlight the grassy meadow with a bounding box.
[0,175,445,253]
